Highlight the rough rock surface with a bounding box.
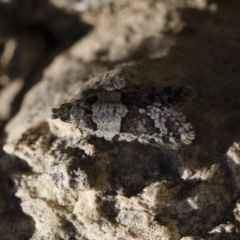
[1,0,240,239]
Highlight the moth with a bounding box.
[52,86,195,150]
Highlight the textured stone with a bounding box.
[1,0,240,239]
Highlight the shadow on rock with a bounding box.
[0,0,92,119]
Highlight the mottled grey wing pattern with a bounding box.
[121,86,193,109]
[52,86,195,150]
[119,87,195,149]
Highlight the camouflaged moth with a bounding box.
[52,85,195,150]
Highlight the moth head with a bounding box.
[51,103,71,122]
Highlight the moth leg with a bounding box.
[78,128,83,135]
[111,135,129,150]
[112,134,120,142]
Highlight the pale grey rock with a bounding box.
[234,202,240,222]
[0,78,23,120]
[181,237,204,240]
[1,0,240,239]
[227,142,240,192]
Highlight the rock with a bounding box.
[1,0,240,239]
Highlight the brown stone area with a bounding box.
[1,0,240,239]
